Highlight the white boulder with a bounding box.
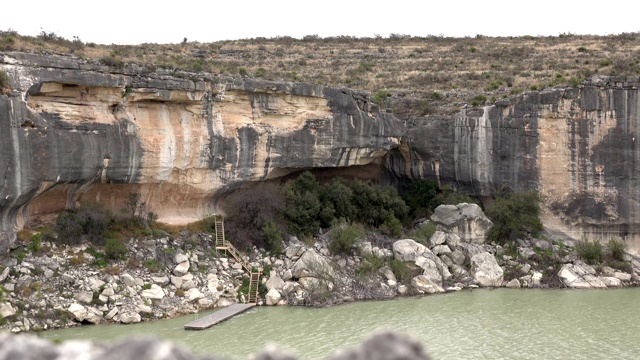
[265,289,282,306]
[141,284,165,300]
[470,252,504,287]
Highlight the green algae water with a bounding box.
[43,288,640,359]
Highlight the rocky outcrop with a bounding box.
[430,203,493,243]
[389,77,640,253]
[0,331,432,360]
[0,52,403,250]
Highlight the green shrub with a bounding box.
[318,178,357,227]
[607,238,625,261]
[390,259,420,283]
[407,222,436,245]
[372,89,392,106]
[328,222,365,255]
[470,95,487,106]
[350,180,408,227]
[357,255,385,276]
[485,191,542,244]
[430,91,443,101]
[262,219,284,254]
[27,234,42,253]
[380,216,403,237]
[104,238,128,260]
[55,202,113,246]
[0,70,9,92]
[575,240,603,265]
[143,259,160,273]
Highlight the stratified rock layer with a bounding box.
[3,52,640,253]
[0,52,402,249]
[390,76,640,253]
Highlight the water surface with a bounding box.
[44,288,640,359]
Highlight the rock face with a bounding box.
[3,51,640,254]
[388,78,640,253]
[0,52,403,250]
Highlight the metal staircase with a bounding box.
[214,216,261,304]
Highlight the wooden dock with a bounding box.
[184,304,255,330]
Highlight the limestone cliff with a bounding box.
[3,51,640,254]
[0,52,403,249]
[389,76,640,252]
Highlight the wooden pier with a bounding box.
[184,304,255,330]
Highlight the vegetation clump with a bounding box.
[485,191,542,245]
[575,239,605,266]
[328,221,366,255]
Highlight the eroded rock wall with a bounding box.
[393,77,640,252]
[0,52,403,249]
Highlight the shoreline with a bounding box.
[2,224,639,333]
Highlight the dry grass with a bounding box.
[2,30,640,115]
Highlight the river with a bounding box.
[42,288,640,359]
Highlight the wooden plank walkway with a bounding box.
[184,304,255,330]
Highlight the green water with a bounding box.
[43,288,640,359]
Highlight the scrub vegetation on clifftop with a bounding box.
[3,30,640,115]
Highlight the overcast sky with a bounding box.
[4,1,639,45]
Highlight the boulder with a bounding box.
[430,203,493,243]
[265,288,282,306]
[292,249,335,280]
[456,242,485,263]
[120,312,141,324]
[448,249,466,266]
[558,263,607,288]
[505,279,521,288]
[379,266,397,282]
[0,266,9,282]
[429,231,448,247]
[392,239,427,262]
[216,297,234,307]
[0,302,16,318]
[600,276,622,287]
[121,273,136,287]
[173,261,190,276]
[84,307,104,324]
[410,275,444,294]
[299,276,334,292]
[105,307,119,320]
[614,271,632,282]
[431,245,451,255]
[175,253,189,264]
[75,291,94,304]
[531,271,543,286]
[285,243,306,260]
[470,252,504,287]
[141,284,165,300]
[182,280,197,290]
[185,288,204,302]
[170,275,183,289]
[67,303,87,322]
[151,275,170,286]
[414,257,444,285]
[266,274,285,292]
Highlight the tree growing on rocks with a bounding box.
[485,190,542,244]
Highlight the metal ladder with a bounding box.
[214,216,261,304]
